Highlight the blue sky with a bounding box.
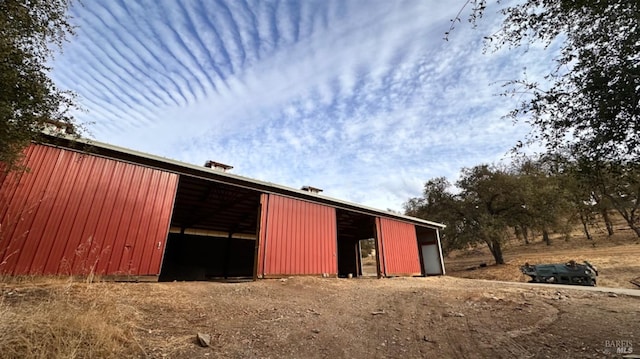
[51,0,550,211]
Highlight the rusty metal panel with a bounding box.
[0,144,178,276]
[260,194,337,276]
[377,217,421,276]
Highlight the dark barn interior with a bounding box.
[160,234,255,280]
[336,209,377,278]
[159,175,262,281]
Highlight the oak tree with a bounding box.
[451,1,639,163]
[1,0,77,169]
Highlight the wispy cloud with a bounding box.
[51,0,553,211]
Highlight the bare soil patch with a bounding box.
[1,276,638,358]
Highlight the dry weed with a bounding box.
[0,280,143,359]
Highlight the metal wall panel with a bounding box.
[259,194,337,276]
[256,194,269,276]
[375,217,386,276]
[0,144,178,276]
[377,217,421,276]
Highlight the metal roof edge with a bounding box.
[39,134,446,229]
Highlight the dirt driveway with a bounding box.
[3,276,638,358]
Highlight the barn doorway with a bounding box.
[416,226,444,276]
[358,238,378,277]
[159,233,256,281]
[159,175,262,281]
[336,209,378,278]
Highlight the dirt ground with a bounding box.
[1,275,639,359]
[2,224,639,358]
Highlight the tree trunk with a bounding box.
[543,229,551,246]
[521,226,530,245]
[580,213,593,241]
[613,207,640,238]
[488,239,505,265]
[514,226,529,245]
[601,209,614,236]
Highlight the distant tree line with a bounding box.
[404,156,640,265]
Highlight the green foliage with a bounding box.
[406,156,640,264]
[415,1,639,260]
[0,0,77,169]
[404,177,465,254]
[514,156,575,244]
[455,1,640,164]
[455,164,529,264]
[579,159,640,237]
[406,166,530,264]
[405,161,581,264]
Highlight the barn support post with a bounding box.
[223,231,233,279]
[436,229,446,275]
[253,201,263,281]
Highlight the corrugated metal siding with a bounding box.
[259,194,337,276]
[256,194,269,276]
[0,144,178,276]
[377,217,421,276]
[375,217,386,276]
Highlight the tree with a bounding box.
[514,157,574,246]
[561,161,599,241]
[406,166,529,265]
[455,164,528,264]
[404,177,467,254]
[451,1,639,164]
[590,161,640,238]
[561,156,616,240]
[1,0,77,169]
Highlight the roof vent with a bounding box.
[42,119,75,135]
[204,160,233,172]
[301,186,323,194]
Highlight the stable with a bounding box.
[0,136,445,281]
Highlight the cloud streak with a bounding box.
[51,0,553,211]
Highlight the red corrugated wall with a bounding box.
[377,217,421,276]
[256,194,269,276]
[375,217,386,275]
[0,144,178,276]
[258,194,337,276]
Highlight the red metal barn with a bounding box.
[0,136,445,280]
[0,144,177,276]
[258,194,337,277]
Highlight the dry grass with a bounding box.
[0,279,143,359]
[0,276,638,358]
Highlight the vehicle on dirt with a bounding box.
[520,260,598,286]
